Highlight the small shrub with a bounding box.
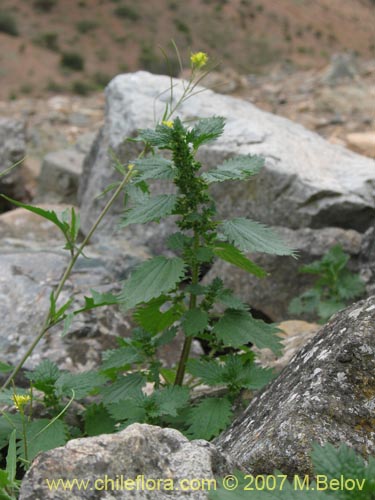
[33,0,58,12]
[71,80,94,95]
[46,80,65,93]
[113,5,140,21]
[60,52,85,71]
[33,32,59,51]
[75,20,98,34]
[19,83,33,95]
[0,11,18,36]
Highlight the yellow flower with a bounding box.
[190,52,208,70]
[128,163,135,171]
[162,120,174,128]
[12,394,31,410]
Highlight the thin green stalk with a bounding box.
[174,232,200,386]
[1,168,135,392]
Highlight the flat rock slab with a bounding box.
[215,295,375,476]
[79,72,375,245]
[20,423,231,500]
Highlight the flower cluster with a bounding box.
[190,51,208,70]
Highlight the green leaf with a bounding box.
[133,296,183,334]
[84,403,116,436]
[101,346,143,371]
[337,272,365,300]
[186,397,232,440]
[216,289,249,311]
[187,359,225,386]
[311,443,375,500]
[20,419,67,463]
[0,362,12,373]
[213,242,267,277]
[137,124,174,148]
[25,360,61,394]
[5,430,17,484]
[106,398,146,424]
[202,154,264,184]
[120,194,177,227]
[119,256,186,310]
[317,300,345,322]
[213,309,282,354]
[55,371,108,399]
[134,156,175,181]
[233,362,275,390]
[181,308,209,336]
[151,386,189,417]
[189,116,225,149]
[76,290,118,315]
[101,372,146,405]
[220,218,296,256]
[0,195,69,237]
[167,232,192,251]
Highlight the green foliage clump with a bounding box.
[33,0,58,12]
[113,5,140,21]
[60,51,85,71]
[289,245,365,323]
[210,443,375,500]
[33,32,59,51]
[0,11,18,37]
[75,20,98,34]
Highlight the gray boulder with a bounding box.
[215,295,375,476]
[19,423,231,500]
[0,118,27,211]
[203,226,363,321]
[78,72,375,251]
[38,149,85,204]
[0,206,150,373]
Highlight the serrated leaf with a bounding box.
[134,296,183,334]
[220,218,296,256]
[317,300,345,321]
[137,124,174,148]
[84,403,116,436]
[216,290,249,311]
[101,372,146,405]
[101,346,143,371]
[182,308,209,336]
[311,443,375,500]
[167,232,192,251]
[25,360,61,393]
[0,195,69,237]
[189,116,225,149]
[186,397,232,440]
[119,256,186,310]
[187,359,225,386]
[202,154,264,184]
[213,309,282,354]
[120,194,177,227]
[337,272,365,300]
[234,363,275,390]
[134,156,175,181]
[151,386,189,417]
[55,371,108,399]
[106,398,146,423]
[213,242,267,277]
[125,182,150,205]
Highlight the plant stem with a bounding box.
[174,232,200,386]
[1,168,134,392]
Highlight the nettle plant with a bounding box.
[289,244,365,323]
[0,51,295,495]
[94,113,295,438]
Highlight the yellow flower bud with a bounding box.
[128,163,135,171]
[162,120,174,128]
[190,52,208,70]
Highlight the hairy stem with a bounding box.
[174,232,200,386]
[1,168,134,392]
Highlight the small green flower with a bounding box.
[190,52,208,70]
[12,394,31,411]
[162,120,174,128]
